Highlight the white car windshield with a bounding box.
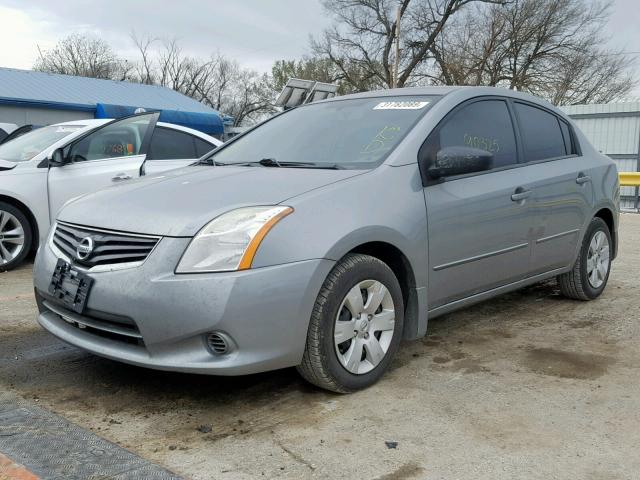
[0,125,84,162]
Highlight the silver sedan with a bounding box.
[33,86,619,392]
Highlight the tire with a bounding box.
[557,217,612,301]
[297,253,404,393]
[0,202,33,272]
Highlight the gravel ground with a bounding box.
[0,214,639,480]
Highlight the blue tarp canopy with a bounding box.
[95,103,224,135]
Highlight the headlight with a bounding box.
[176,206,293,273]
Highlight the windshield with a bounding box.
[208,96,439,169]
[0,124,84,162]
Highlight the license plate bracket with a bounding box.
[48,259,94,314]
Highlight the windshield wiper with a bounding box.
[194,158,228,166]
[194,158,281,167]
[258,158,282,167]
[253,158,343,170]
[194,157,343,170]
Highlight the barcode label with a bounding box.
[373,101,430,110]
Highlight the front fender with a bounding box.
[253,164,428,285]
[252,164,430,339]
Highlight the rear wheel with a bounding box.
[0,202,32,272]
[297,254,404,393]
[557,217,611,300]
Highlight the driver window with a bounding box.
[68,115,154,162]
[429,100,517,169]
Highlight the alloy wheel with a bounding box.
[334,279,396,374]
[586,230,610,289]
[0,210,25,265]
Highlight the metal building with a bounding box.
[562,102,640,211]
[0,67,225,137]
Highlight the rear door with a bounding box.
[47,113,158,219]
[424,98,535,308]
[511,102,594,274]
[143,126,218,175]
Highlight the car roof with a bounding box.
[320,85,557,110]
[53,119,110,127]
[333,86,463,99]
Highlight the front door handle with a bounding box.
[576,173,592,185]
[112,173,132,182]
[511,188,532,202]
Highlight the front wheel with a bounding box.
[297,254,404,393]
[557,217,612,300]
[0,202,32,272]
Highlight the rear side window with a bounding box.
[559,120,575,155]
[428,99,518,169]
[515,103,567,161]
[148,127,197,160]
[194,137,216,157]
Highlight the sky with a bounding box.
[0,0,639,92]
[0,0,328,73]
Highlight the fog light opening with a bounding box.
[206,332,232,355]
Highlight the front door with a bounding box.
[47,113,158,220]
[424,98,534,308]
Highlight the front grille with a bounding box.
[52,222,159,268]
[42,299,144,346]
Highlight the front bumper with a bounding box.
[33,236,334,375]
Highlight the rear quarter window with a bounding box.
[558,120,575,155]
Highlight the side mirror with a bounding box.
[427,146,493,180]
[48,147,67,167]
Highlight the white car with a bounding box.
[0,123,19,143]
[0,112,222,271]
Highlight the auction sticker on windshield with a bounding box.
[373,101,430,110]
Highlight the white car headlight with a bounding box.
[176,206,293,273]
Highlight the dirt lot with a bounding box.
[1,214,639,480]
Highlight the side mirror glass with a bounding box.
[428,146,493,179]
[48,147,66,167]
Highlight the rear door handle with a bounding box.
[511,188,532,202]
[576,173,592,185]
[112,173,132,182]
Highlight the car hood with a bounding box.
[58,165,364,237]
[0,159,17,171]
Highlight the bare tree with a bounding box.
[34,32,276,126]
[270,56,377,95]
[187,56,275,126]
[546,48,634,105]
[224,71,276,126]
[34,34,131,80]
[128,35,275,126]
[131,32,156,85]
[312,0,506,91]
[431,0,636,104]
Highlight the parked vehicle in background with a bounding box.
[32,87,618,393]
[0,113,222,271]
[0,123,18,143]
[0,125,41,145]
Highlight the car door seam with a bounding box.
[535,228,580,244]
[432,242,529,271]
